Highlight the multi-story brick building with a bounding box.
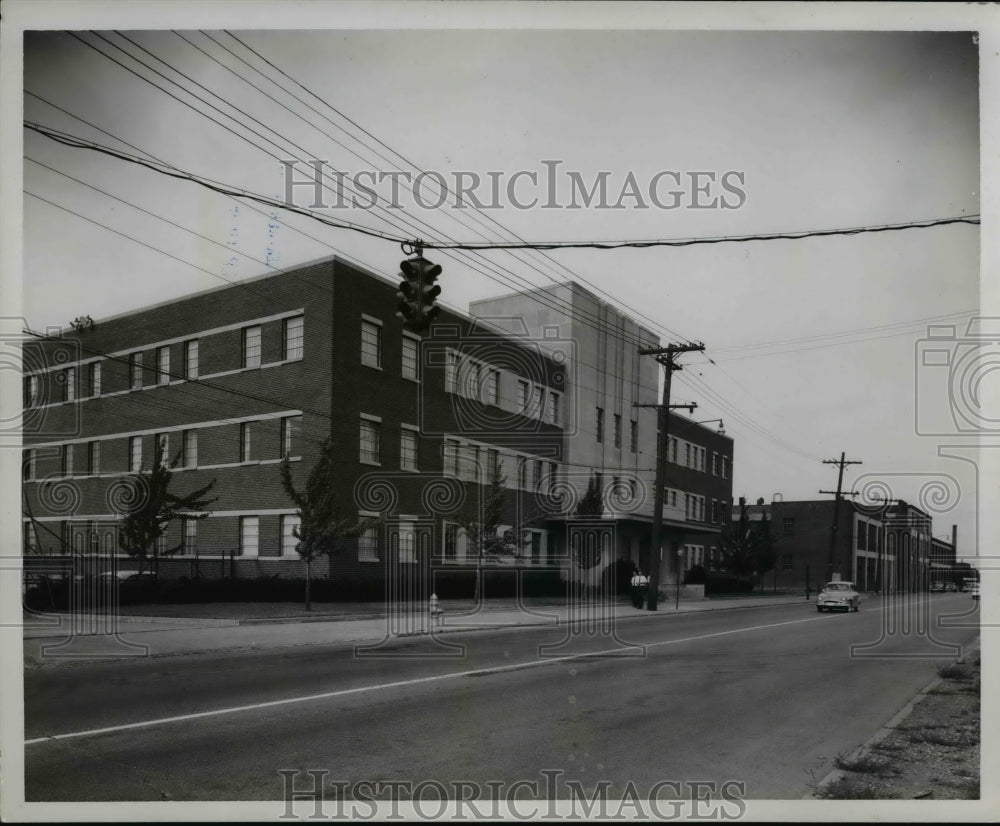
[21,256,570,591]
[732,498,890,592]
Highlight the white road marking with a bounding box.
[26,612,832,745]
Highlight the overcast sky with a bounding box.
[13,5,993,558]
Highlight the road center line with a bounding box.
[26,612,832,746]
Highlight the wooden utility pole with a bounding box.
[820,452,862,583]
[638,342,705,611]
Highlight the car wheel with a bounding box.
[854,601,860,612]
[816,606,823,612]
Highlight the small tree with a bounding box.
[717,497,775,590]
[118,437,217,589]
[575,474,604,517]
[462,461,509,601]
[279,437,377,610]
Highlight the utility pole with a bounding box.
[638,342,705,611]
[820,452,862,583]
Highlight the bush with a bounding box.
[684,564,707,585]
[705,575,753,595]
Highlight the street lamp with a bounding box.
[696,418,725,434]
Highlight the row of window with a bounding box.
[24,317,304,407]
[445,351,562,426]
[442,436,559,492]
[595,408,638,452]
[23,416,303,480]
[666,437,730,478]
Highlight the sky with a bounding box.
[10,5,994,560]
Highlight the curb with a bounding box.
[803,637,981,800]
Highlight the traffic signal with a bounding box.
[396,255,442,333]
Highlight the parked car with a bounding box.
[929,581,946,593]
[944,582,958,592]
[816,581,861,612]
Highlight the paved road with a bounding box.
[24,594,979,803]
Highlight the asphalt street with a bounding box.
[23,594,979,802]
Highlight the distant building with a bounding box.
[731,498,890,592]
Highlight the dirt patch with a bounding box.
[814,651,980,800]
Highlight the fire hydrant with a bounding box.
[429,592,443,625]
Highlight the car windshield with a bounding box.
[823,583,851,591]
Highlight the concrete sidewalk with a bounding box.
[22,594,812,667]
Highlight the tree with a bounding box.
[575,473,604,517]
[279,437,378,610]
[716,496,774,588]
[117,437,217,588]
[462,460,509,601]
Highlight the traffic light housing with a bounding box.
[396,255,442,333]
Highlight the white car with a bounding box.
[816,581,861,613]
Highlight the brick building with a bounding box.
[732,498,890,593]
[21,256,570,591]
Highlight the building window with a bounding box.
[669,437,677,463]
[613,414,622,448]
[463,360,481,400]
[721,456,729,479]
[444,523,458,562]
[25,375,39,408]
[240,423,252,462]
[360,416,381,465]
[154,433,170,466]
[486,448,499,481]
[445,350,459,394]
[443,439,459,476]
[281,415,301,458]
[532,459,542,491]
[181,519,197,557]
[243,326,262,368]
[857,524,868,551]
[240,516,259,557]
[462,444,480,482]
[401,334,419,380]
[518,380,530,413]
[685,443,691,467]
[671,490,677,507]
[157,346,170,385]
[548,392,561,426]
[398,524,416,563]
[548,461,558,493]
[284,315,304,360]
[63,366,76,402]
[596,407,604,443]
[400,428,418,471]
[130,436,142,472]
[62,444,73,477]
[485,369,500,406]
[358,523,379,562]
[782,517,794,538]
[782,553,794,572]
[281,515,300,556]
[130,353,143,389]
[88,362,102,397]
[630,420,638,453]
[88,441,100,475]
[22,449,35,482]
[361,318,381,368]
[183,430,198,467]
[185,340,199,379]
